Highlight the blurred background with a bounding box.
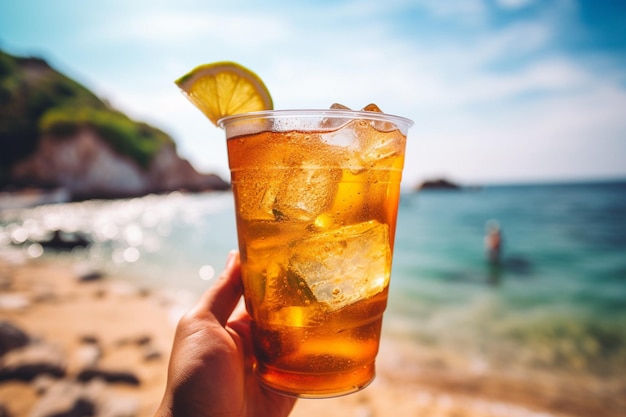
[2,0,625,187]
[1,1,625,417]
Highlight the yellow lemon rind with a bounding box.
[175,61,273,126]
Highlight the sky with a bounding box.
[1,0,625,187]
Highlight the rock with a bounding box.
[74,265,104,283]
[29,380,95,417]
[33,374,58,395]
[0,403,11,417]
[37,230,91,251]
[135,335,151,346]
[98,396,139,417]
[0,294,30,311]
[73,344,102,370]
[0,273,12,291]
[31,378,139,417]
[79,335,100,345]
[142,345,163,362]
[116,335,151,347]
[0,321,30,356]
[78,271,104,282]
[0,343,66,382]
[31,285,57,303]
[416,178,461,191]
[85,379,139,417]
[73,263,105,283]
[76,368,140,386]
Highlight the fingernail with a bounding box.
[225,250,237,269]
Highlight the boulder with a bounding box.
[76,368,140,386]
[0,321,30,356]
[0,343,66,382]
[73,344,102,370]
[29,380,95,417]
[77,271,105,283]
[31,379,139,417]
[0,294,30,311]
[416,178,461,191]
[97,396,139,417]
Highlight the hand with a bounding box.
[155,251,297,417]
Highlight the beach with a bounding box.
[1,183,625,416]
[1,256,623,417]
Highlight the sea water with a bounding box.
[390,181,626,379]
[1,181,625,379]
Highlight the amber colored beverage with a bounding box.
[219,108,412,398]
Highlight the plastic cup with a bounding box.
[219,109,412,398]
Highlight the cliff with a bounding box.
[10,128,228,200]
[0,49,229,200]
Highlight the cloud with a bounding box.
[259,14,576,112]
[95,10,289,46]
[405,62,626,183]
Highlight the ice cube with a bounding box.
[267,304,327,327]
[255,256,328,327]
[268,306,309,327]
[328,170,369,224]
[320,103,353,130]
[348,106,405,170]
[320,104,406,174]
[272,162,342,221]
[229,134,297,221]
[232,169,280,221]
[361,103,381,112]
[242,230,288,313]
[243,228,314,316]
[357,129,405,167]
[233,144,342,222]
[361,103,396,132]
[288,220,391,311]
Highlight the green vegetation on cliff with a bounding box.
[0,49,174,182]
[39,106,173,169]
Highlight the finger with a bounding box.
[227,308,254,368]
[192,250,243,326]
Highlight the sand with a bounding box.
[0,257,622,417]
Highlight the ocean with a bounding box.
[1,180,625,381]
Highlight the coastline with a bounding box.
[0,257,623,417]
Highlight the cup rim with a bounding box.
[217,109,414,129]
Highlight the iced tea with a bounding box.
[221,108,411,398]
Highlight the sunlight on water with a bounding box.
[0,191,237,293]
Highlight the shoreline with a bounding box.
[0,257,623,417]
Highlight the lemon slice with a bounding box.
[175,61,273,126]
